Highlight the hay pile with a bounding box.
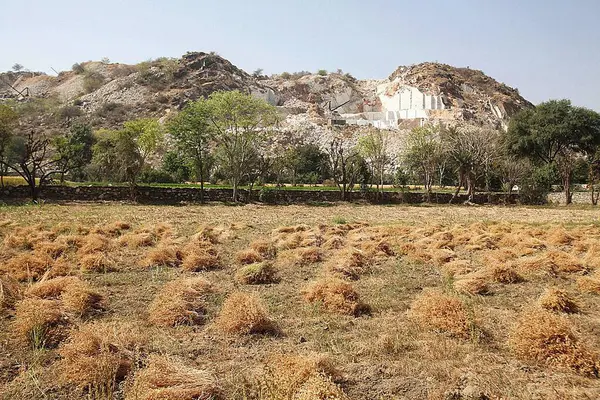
[148,277,214,327]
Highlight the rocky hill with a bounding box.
[0,52,532,135]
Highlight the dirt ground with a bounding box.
[1,202,600,400]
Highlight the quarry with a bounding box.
[0,52,532,141]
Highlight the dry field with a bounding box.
[1,203,600,400]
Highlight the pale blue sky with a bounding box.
[2,0,599,110]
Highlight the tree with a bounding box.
[116,119,163,192]
[497,155,531,196]
[206,91,278,201]
[12,63,24,72]
[403,125,444,202]
[504,100,600,204]
[0,104,19,187]
[1,130,63,199]
[167,99,214,202]
[326,132,362,200]
[162,151,191,183]
[88,129,120,182]
[358,128,392,194]
[52,124,94,183]
[252,68,263,78]
[442,125,499,202]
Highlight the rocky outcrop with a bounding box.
[0,54,532,133]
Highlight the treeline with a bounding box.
[1,92,600,204]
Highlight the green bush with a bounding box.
[518,164,558,205]
[139,168,176,184]
[317,69,328,76]
[280,72,291,79]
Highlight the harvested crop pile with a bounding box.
[486,265,523,284]
[235,262,278,285]
[0,274,22,312]
[181,241,220,271]
[326,248,372,280]
[453,277,489,296]
[12,298,70,348]
[148,277,213,327]
[538,288,579,313]
[2,253,53,281]
[78,234,111,255]
[214,292,278,335]
[304,278,370,316]
[509,310,599,377]
[409,289,472,339]
[141,242,182,267]
[250,239,277,259]
[58,322,145,396]
[126,354,223,400]
[236,249,263,265]
[259,354,346,400]
[79,253,115,273]
[26,276,105,316]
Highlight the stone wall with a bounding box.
[0,185,518,205]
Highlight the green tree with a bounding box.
[88,129,120,182]
[0,104,19,187]
[116,118,163,192]
[53,124,94,183]
[206,91,278,201]
[167,100,213,202]
[162,151,191,183]
[358,128,392,194]
[402,125,443,202]
[505,100,600,204]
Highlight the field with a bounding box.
[1,203,600,400]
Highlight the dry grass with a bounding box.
[236,249,264,265]
[235,262,278,285]
[148,277,214,327]
[118,232,156,248]
[509,310,599,377]
[250,239,277,259]
[486,264,523,284]
[79,252,115,273]
[2,253,54,281]
[5,205,600,399]
[181,243,221,272]
[78,234,111,255]
[126,354,223,400]
[326,248,372,280]
[304,278,370,316]
[538,288,580,313]
[27,276,105,316]
[58,321,145,397]
[214,292,278,335]
[577,275,600,294]
[12,298,70,348]
[0,274,22,312]
[259,354,346,400]
[409,289,473,339]
[141,242,182,268]
[453,277,489,296]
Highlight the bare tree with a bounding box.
[1,130,61,199]
[326,132,362,201]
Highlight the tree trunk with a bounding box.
[564,174,572,205]
[198,157,205,204]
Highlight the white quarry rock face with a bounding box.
[251,87,280,106]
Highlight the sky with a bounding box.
[1,0,599,110]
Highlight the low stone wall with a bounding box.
[547,192,595,205]
[0,185,519,205]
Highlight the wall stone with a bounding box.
[0,185,518,205]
